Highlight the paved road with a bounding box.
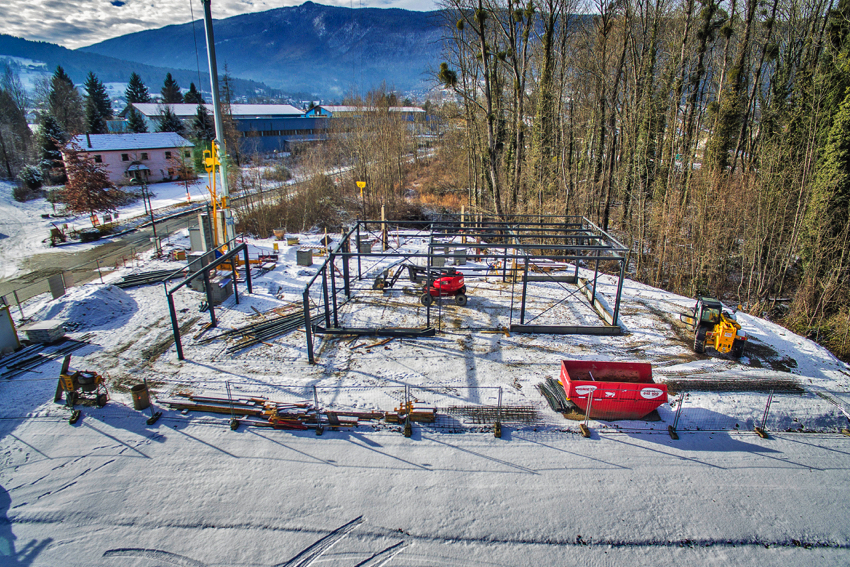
[0,213,198,305]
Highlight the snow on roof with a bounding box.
[313,105,425,113]
[68,133,193,152]
[131,103,304,119]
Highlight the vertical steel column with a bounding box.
[591,248,600,301]
[231,262,239,305]
[342,236,351,298]
[202,269,217,327]
[425,236,432,328]
[519,256,530,324]
[330,253,339,328]
[304,290,314,364]
[321,264,331,328]
[243,245,253,293]
[356,223,362,280]
[166,290,183,360]
[501,238,509,283]
[612,257,625,327]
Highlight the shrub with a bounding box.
[263,162,292,182]
[17,165,44,191]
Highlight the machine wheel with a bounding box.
[693,327,707,354]
[96,393,108,408]
[420,293,433,307]
[454,293,468,307]
[731,339,746,358]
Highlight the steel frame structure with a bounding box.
[301,215,628,364]
[164,240,253,360]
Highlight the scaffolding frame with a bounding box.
[301,215,628,364]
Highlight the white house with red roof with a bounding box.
[64,133,194,185]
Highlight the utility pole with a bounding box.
[201,0,229,201]
[201,0,234,244]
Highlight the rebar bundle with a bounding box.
[115,269,187,289]
[444,405,540,424]
[1,336,92,379]
[537,377,572,413]
[661,376,803,393]
[199,310,325,353]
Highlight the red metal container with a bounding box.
[560,360,668,420]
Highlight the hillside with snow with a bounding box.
[1,200,850,565]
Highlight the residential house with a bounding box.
[65,132,194,185]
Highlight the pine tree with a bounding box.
[191,104,214,141]
[183,82,204,104]
[63,141,121,224]
[127,108,148,133]
[125,72,151,103]
[36,115,66,183]
[161,73,183,104]
[157,106,185,134]
[84,72,112,134]
[48,66,84,135]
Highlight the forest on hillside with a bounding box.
[429,0,850,357]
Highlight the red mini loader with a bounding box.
[420,270,468,307]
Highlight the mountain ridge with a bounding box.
[78,1,447,97]
[0,33,273,98]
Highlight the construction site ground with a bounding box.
[1,230,849,566]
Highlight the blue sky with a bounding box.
[0,0,441,50]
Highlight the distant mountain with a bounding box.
[0,33,274,98]
[79,1,446,98]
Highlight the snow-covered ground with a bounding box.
[1,230,850,566]
[0,178,213,280]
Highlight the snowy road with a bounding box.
[1,407,848,566]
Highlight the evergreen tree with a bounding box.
[36,115,66,183]
[161,73,183,104]
[84,72,112,134]
[191,104,214,141]
[127,108,148,133]
[183,82,204,104]
[157,106,185,134]
[125,72,151,103]
[48,66,84,135]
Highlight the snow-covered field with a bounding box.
[0,178,212,279]
[2,226,850,565]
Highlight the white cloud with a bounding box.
[0,0,441,50]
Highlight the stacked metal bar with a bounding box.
[661,376,803,393]
[537,377,572,413]
[199,311,324,353]
[1,336,92,379]
[160,393,378,429]
[115,269,188,289]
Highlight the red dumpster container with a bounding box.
[560,360,667,420]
